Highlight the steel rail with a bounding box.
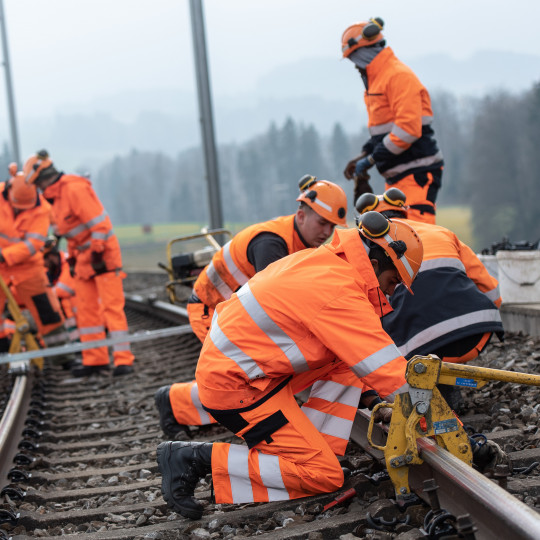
[352,410,540,540]
[0,373,29,487]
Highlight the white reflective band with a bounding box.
[57,282,75,295]
[26,232,47,241]
[236,284,309,374]
[351,343,403,378]
[313,197,332,213]
[398,309,503,356]
[23,240,36,255]
[383,134,406,155]
[258,452,289,501]
[391,124,419,144]
[206,260,234,300]
[369,122,394,136]
[309,380,361,407]
[302,406,354,442]
[209,314,266,380]
[382,151,444,179]
[484,286,501,303]
[222,241,250,286]
[79,325,106,335]
[419,258,466,274]
[191,382,212,425]
[227,445,255,503]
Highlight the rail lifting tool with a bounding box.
[367,354,540,501]
[0,274,43,370]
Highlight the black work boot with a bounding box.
[154,385,192,440]
[437,384,465,414]
[157,441,213,520]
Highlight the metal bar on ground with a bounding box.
[0,324,193,365]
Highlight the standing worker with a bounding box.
[342,18,444,224]
[156,212,424,520]
[25,150,135,377]
[355,188,504,410]
[0,170,75,366]
[155,176,349,439]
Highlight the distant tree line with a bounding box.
[93,83,540,249]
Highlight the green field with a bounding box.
[116,206,473,272]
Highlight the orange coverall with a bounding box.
[41,175,133,368]
[195,227,409,504]
[363,47,444,223]
[174,214,312,428]
[0,182,67,346]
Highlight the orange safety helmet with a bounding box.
[355,188,408,217]
[358,211,423,294]
[297,175,348,226]
[8,172,38,210]
[23,149,55,185]
[342,17,384,58]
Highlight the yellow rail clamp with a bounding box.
[0,274,44,370]
[368,354,540,501]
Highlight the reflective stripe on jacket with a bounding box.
[382,220,503,358]
[193,214,306,309]
[363,47,443,183]
[196,227,408,411]
[42,174,122,280]
[0,182,50,282]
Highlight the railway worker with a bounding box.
[155,175,348,439]
[24,150,135,377]
[43,238,80,344]
[341,18,444,224]
[0,169,76,367]
[156,211,424,520]
[355,188,504,411]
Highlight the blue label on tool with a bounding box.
[433,418,459,435]
[455,378,478,388]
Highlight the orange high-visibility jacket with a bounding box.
[382,220,503,358]
[0,181,50,283]
[193,214,308,309]
[363,47,443,183]
[42,175,122,280]
[196,227,408,412]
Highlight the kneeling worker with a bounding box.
[157,211,424,519]
[155,176,348,438]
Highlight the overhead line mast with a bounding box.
[0,0,20,167]
[189,0,224,232]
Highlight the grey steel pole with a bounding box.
[189,0,224,231]
[0,0,20,167]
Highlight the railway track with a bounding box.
[0,273,539,539]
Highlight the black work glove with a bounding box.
[90,251,107,274]
[66,256,77,277]
[0,250,4,263]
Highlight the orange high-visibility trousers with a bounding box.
[170,381,217,426]
[388,169,441,224]
[186,302,214,344]
[75,271,134,367]
[207,381,344,505]
[170,360,363,456]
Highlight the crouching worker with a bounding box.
[0,171,76,367]
[156,211,424,519]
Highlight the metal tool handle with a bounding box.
[367,402,393,450]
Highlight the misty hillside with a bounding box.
[15,50,540,172]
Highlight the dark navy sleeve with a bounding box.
[246,232,289,272]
